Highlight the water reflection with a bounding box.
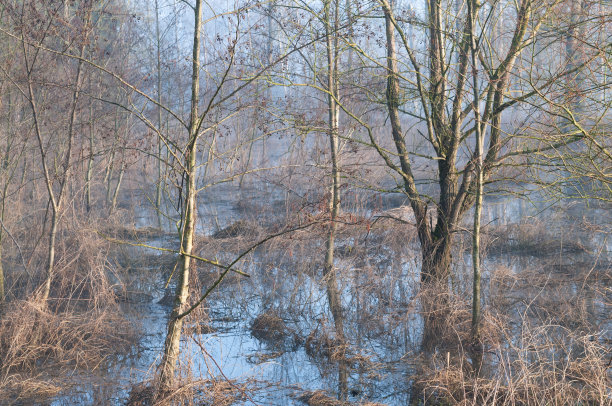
[52,192,610,405]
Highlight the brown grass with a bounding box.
[251,310,301,349]
[414,327,611,405]
[297,389,386,406]
[411,260,612,406]
[128,377,263,406]
[0,225,137,404]
[485,219,588,256]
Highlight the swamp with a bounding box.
[0,0,610,405]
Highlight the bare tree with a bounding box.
[15,2,90,304]
[157,0,203,390]
[373,0,607,348]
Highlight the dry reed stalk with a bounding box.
[0,225,137,404]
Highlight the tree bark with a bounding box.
[85,102,94,213]
[383,0,450,350]
[158,0,202,392]
[109,159,125,216]
[0,248,4,304]
[155,0,164,229]
[380,0,534,352]
[323,0,346,357]
[26,44,86,304]
[468,0,484,373]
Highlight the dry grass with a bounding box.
[297,389,386,406]
[297,390,351,406]
[127,377,263,406]
[485,218,588,256]
[251,311,298,344]
[413,327,611,405]
[410,259,612,405]
[304,322,346,360]
[212,219,262,240]
[94,195,611,405]
[0,225,137,404]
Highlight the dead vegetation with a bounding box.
[251,310,302,349]
[297,390,386,406]
[212,220,262,240]
[297,390,351,406]
[100,224,175,241]
[408,257,612,405]
[305,323,346,361]
[485,218,589,256]
[413,326,611,405]
[0,225,137,404]
[128,378,252,406]
[2,189,607,405]
[148,201,610,405]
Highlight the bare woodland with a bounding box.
[0,0,610,404]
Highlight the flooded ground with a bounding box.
[50,184,611,405]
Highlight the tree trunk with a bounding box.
[0,89,11,305]
[40,209,58,303]
[323,0,346,356]
[383,0,451,351]
[85,103,94,213]
[105,109,121,206]
[158,0,202,392]
[468,0,484,373]
[0,249,4,305]
[27,44,85,305]
[158,145,196,391]
[419,234,452,350]
[109,160,125,216]
[155,0,164,229]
